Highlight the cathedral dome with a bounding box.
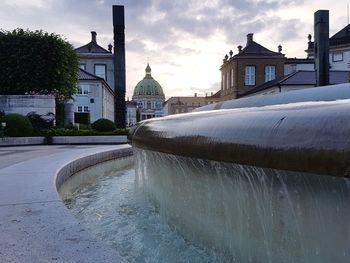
[133,64,165,97]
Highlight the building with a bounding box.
[163,95,206,115]
[220,33,285,101]
[72,68,114,122]
[163,92,220,116]
[75,31,115,89]
[74,31,115,123]
[239,70,349,97]
[125,100,137,127]
[132,64,165,120]
[284,58,314,75]
[306,25,350,71]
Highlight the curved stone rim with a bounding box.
[132,100,350,178]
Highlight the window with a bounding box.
[77,84,89,95]
[226,72,229,90]
[265,65,276,82]
[245,66,255,86]
[94,64,106,80]
[147,101,151,109]
[221,74,224,90]
[79,63,86,70]
[77,106,89,112]
[231,68,234,87]
[333,52,343,62]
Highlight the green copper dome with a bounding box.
[133,64,165,97]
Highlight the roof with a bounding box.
[78,68,114,94]
[75,41,110,54]
[206,90,221,99]
[307,24,350,49]
[239,70,350,97]
[234,41,283,57]
[133,64,165,97]
[165,96,206,105]
[330,24,350,46]
[78,68,104,81]
[286,58,314,64]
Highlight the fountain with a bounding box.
[131,84,350,263]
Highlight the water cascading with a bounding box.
[132,84,350,263]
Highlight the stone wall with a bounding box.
[0,95,55,116]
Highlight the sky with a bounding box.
[0,0,349,99]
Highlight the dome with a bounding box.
[133,64,165,97]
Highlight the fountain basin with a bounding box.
[132,97,350,262]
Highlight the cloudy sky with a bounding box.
[0,0,349,98]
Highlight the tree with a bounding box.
[0,28,79,101]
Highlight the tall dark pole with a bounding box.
[314,10,329,87]
[113,5,126,128]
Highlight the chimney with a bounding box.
[246,33,253,46]
[194,93,197,97]
[91,31,97,43]
[314,10,329,86]
[113,5,126,128]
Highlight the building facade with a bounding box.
[74,31,115,123]
[72,69,114,123]
[305,25,350,71]
[125,100,137,127]
[220,33,285,101]
[132,64,165,120]
[163,95,206,115]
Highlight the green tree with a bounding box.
[0,28,79,100]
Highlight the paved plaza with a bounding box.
[0,145,130,263]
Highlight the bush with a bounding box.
[3,113,33,137]
[42,127,129,136]
[0,111,4,122]
[27,112,54,134]
[91,118,116,132]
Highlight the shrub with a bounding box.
[91,118,116,132]
[27,112,54,134]
[3,113,33,137]
[42,127,129,136]
[0,111,4,123]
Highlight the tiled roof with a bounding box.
[307,24,350,49]
[206,90,221,98]
[78,68,103,81]
[331,24,350,40]
[235,41,282,57]
[240,70,350,97]
[286,58,314,64]
[75,41,110,54]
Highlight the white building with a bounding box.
[125,100,137,127]
[73,68,114,123]
[73,31,115,123]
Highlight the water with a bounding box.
[65,165,226,263]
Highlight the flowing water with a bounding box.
[64,149,350,263]
[65,164,228,263]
